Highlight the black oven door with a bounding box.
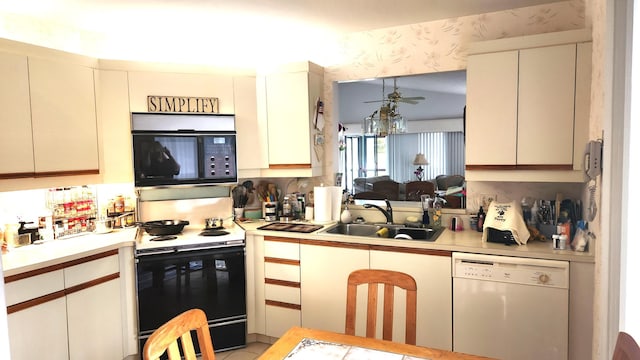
[136,246,246,352]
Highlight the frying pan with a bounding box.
[138,220,189,236]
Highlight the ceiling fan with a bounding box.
[364,78,426,105]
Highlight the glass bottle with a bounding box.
[282,196,292,218]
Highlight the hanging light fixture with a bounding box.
[363,78,410,136]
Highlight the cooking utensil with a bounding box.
[139,220,189,236]
[232,185,248,208]
[205,217,224,229]
[94,218,114,234]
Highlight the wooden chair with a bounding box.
[613,331,640,360]
[353,191,388,200]
[372,180,400,201]
[345,269,417,345]
[405,181,435,201]
[143,308,215,360]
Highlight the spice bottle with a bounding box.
[477,206,485,232]
[282,196,292,218]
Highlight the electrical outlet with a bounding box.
[479,194,497,209]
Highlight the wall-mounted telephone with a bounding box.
[584,139,603,221]
[584,140,603,180]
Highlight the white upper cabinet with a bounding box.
[235,76,269,176]
[29,57,99,174]
[0,52,33,176]
[258,61,324,177]
[465,50,518,166]
[94,69,134,184]
[517,44,576,166]
[465,30,592,182]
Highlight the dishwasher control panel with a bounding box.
[452,252,569,288]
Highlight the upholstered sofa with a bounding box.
[352,175,391,194]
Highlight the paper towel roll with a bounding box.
[314,186,333,223]
[330,186,343,221]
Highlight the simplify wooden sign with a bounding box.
[147,96,219,113]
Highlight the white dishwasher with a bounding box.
[452,252,569,360]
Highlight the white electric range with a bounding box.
[135,224,245,254]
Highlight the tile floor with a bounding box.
[214,342,271,360]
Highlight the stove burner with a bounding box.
[150,235,178,241]
[200,229,230,236]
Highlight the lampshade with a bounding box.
[413,153,428,165]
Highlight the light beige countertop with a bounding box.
[238,219,595,263]
[2,228,137,276]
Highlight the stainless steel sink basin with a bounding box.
[322,223,387,237]
[320,223,444,242]
[391,227,444,241]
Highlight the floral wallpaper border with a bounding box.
[321,0,587,185]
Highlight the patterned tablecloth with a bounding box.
[285,338,430,360]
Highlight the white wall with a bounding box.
[621,0,640,340]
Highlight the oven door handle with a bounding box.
[175,244,234,252]
[136,249,176,256]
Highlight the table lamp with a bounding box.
[413,153,429,181]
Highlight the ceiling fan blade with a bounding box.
[399,99,420,105]
[364,99,387,103]
[402,96,425,101]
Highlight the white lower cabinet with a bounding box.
[300,242,370,334]
[8,297,69,360]
[66,278,123,360]
[263,237,302,338]
[5,250,124,360]
[370,248,452,351]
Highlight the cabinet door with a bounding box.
[573,42,592,171]
[65,253,122,359]
[67,279,123,360]
[8,298,69,360]
[370,249,452,350]
[29,57,99,173]
[0,52,33,175]
[465,50,518,166]
[300,242,369,333]
[518,44,576,165]
[266,72,315,167]
[235,76,268,174]
[95,69,134,183]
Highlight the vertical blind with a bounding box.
[388,132,465,183]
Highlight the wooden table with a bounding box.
[258,326,494,359]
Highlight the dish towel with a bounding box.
[482,201,530,245]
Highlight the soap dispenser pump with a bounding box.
[340,203,353,224]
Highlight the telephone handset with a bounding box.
[584,139,603,221]
[584,140,603,180]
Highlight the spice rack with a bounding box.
[46,186,97,238]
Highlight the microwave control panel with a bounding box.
[203,135,237,179]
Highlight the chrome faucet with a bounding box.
[363,199,394,224]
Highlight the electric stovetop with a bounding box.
[257,222,323,233]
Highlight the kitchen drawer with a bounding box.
[64,253,119,288]
[265,262,300,282]
[264,240,299,260]
[265,283,300,305]
[5,269,64,306]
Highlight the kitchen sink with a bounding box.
[319,223,444,242]
[322,223,389,237]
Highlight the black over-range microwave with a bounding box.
[131,112,237,187]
